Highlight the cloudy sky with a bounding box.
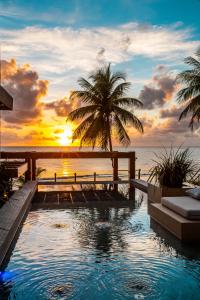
[0,0,200,147]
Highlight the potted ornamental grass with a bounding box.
[147,147,199,203]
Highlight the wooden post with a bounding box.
[113,157,118,192]
[25,158,31,181]
[74,172,76,183]
[32,158,36,181]
[138,169,141,179]
[94,172,96,182]
[129,152,135,198]
[54,173,57,182]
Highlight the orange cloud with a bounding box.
[45,93,81,117]
[1,58,48,124]
[139,65,177,109]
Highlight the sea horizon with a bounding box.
[2,145,200,149]
[2,146,200,183]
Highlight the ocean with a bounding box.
[1,146,200,182]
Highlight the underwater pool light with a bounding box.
[0,270,15,281]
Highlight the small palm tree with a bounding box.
[176,49,200,129]
[17,167,46,186]
[67,64,143,150]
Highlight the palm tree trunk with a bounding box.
[108,128,113,152]
[107,116,113,169]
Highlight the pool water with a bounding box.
[1,191,200,300]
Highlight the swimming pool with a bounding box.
[1,191,200,300]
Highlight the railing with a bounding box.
[137,169,150,179]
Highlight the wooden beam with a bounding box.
[32,159,36,181]
[129,153,135,179]
[129,152,135,193]
[25,158,31,181]
[0,151,135,159]
[0,86,13,110]
[113,157,118,191]
[2,161,28,178]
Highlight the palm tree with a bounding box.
[17,167,46,186]
[176,49,200,129]
[67,64,143,151]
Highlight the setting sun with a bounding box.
[58,125,73,146]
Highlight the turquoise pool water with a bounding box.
[1,191,200,299]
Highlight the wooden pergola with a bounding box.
[0,151,136,191]
[0,86,13,110]
[0,85,28,177]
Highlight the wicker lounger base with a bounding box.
[149,203,200,242]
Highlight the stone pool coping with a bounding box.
[0,181,37,267]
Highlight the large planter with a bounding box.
[148,183,191,204]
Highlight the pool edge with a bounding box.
[0,181,37,267]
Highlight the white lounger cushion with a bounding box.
[161,196,200,220]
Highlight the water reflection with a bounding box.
[151,219,200,259]
[71,196,143,256]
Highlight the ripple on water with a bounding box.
[1,206,200,300]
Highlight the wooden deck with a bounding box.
[32,190,133,209]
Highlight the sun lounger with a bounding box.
[161,196,200,220]
[149,196,200,241]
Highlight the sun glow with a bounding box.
[58,125,73,146]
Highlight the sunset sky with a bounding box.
[0,0,200,147]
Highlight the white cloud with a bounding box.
[0,22,199,101]
[1,23,199,71]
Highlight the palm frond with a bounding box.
[189,107,200,130]
[78,77,95,91]
[110,71,126,85]
[177,85,200,103]
[109,82,131,100]
[36,167,46,177]
[114,115,130,146]
[67,105,99,121]
[177,70,200,85]
[176,50,200,129]
[70,90,101,105]
[184,56,200,69]
[179,94,200,122]
[113,106,144,133]
[80,115,106,149]
[72,114,95,141]
[113,97,143,108]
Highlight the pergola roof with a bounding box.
[0,85,13,110]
